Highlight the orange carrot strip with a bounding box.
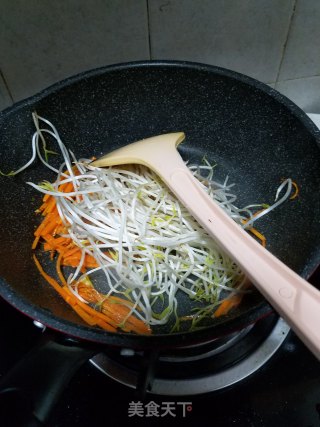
[41,216,62,236]
[61,259,80,268]
[98,302,150,334]
[43,197,57,215]
[214,294,243,318]
[290,181,299,200]
[63,246,82,259]
[108,294,136,309]
[38,201,48,212]
[72,305,98,326]
[84,254,99,268]
[68,294,119,330]
[76,282,150,334]
[241,215,267,247]
[63,295,117,331]
[76,284,103,304]
[32,235,40,250]
[42,239,70,253]
[44,243,55,252]
[54,272,120,330]
[248,227,266,247]
[53,226,67,235]
[100,302,132,325]
[42,234,61,249]
[33,254,69,299]
[34,215,51,236]
[63,254,82,265]
[33,254,117,332]
[102,304,151,334]
[52,236,72,246]
[59,181,74,193]
[35,212,58,236]
[56,253,68,287]
[95,318,119,331]
[64,253,99,269]
[241,209,266,226]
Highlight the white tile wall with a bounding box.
[148,0,295,83]
[1,0,320,112]
[0,0,149,101]
[278,0,320,81]
[274,0,320,112]
[276,76,320,113]
[0,71,12,111]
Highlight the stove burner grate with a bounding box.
[90,315,290,396]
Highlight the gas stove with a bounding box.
[0,267,320,427]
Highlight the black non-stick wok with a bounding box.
[0,61,319,425]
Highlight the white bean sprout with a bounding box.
[6,113,295,331]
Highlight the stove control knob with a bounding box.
[33,320,46,331]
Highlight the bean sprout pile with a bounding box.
[8,113,295,331]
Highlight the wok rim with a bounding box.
[0,59,319,348]
[1,59,320,139]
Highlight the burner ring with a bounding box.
[90,317,290,395]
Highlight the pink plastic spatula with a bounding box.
[91,132,320,360]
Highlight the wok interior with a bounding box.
[0,63,319,339]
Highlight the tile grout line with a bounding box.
[274,0,297,88]
[0,68,14,103]
[267,73,320,87]
[146,0,152,59]
[277,73,320,83]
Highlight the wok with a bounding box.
[0,61,319,425]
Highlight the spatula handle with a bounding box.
[91,130,320,359]
[157,159,320,360]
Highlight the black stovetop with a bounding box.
[1,289,320,427]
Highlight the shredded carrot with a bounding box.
[33,254,117,332]
[213,277,252,318]
[58,181,74,193]
[280,177,299,200]
[241,213,267,248]
[32,235,40,250]
[248,227,266,247]
[290,180,299,200]
[214,294,243,318]
[33,254,70,299]
[56,252,68,286]
[32,178,151,335]
[76,281,150,334]
[43,197,56,215]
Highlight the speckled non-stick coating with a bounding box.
[0,61,319,349]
